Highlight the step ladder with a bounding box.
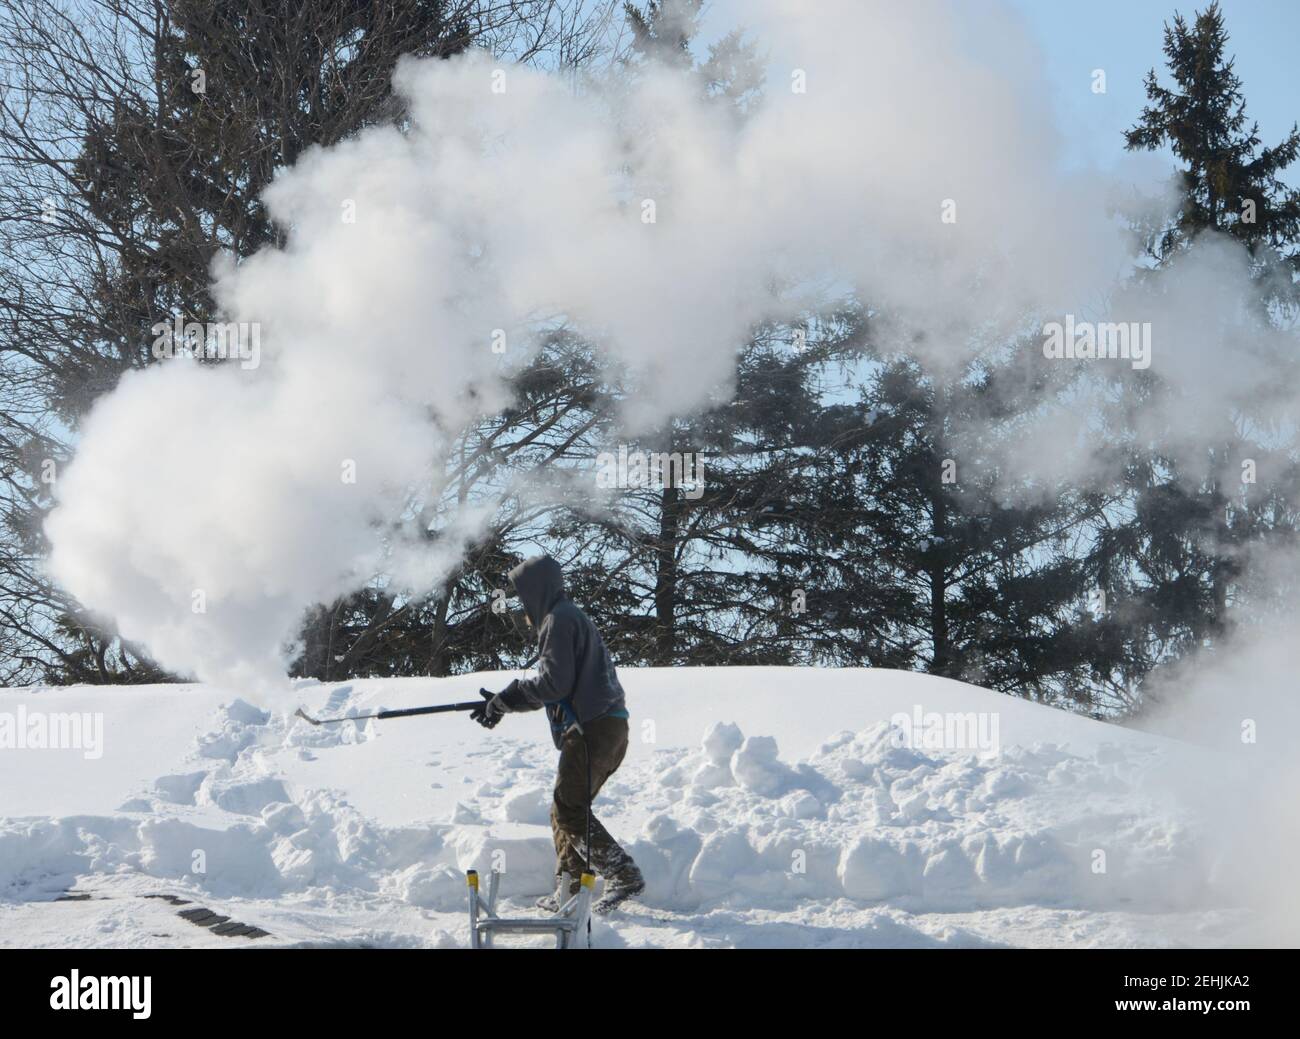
[466,869,595,949]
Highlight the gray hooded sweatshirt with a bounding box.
[499,555,627,748]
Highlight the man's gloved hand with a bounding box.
[470,688,506,729]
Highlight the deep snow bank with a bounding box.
[0,668,1235,946]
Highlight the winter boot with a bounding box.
[593,864,645,914]
[535,874,579,913]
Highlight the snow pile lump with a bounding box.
[623,721,1209,914]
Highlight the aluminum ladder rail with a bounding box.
[467,869,595,949]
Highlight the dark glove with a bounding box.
[470,688,505,729]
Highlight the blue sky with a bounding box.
[700,0,1300,186]
[1010,0,1300,183]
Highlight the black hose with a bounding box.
[585,731,593,935]
[584,735,592,874]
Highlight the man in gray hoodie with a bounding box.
[472,554,644,913]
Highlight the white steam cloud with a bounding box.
[44,0,1290,699]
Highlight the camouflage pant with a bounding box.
[552,714,638,887]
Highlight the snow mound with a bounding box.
[0,667,1238,947]
[617,720,1203,915]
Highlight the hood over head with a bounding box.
[508,554,566,626]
